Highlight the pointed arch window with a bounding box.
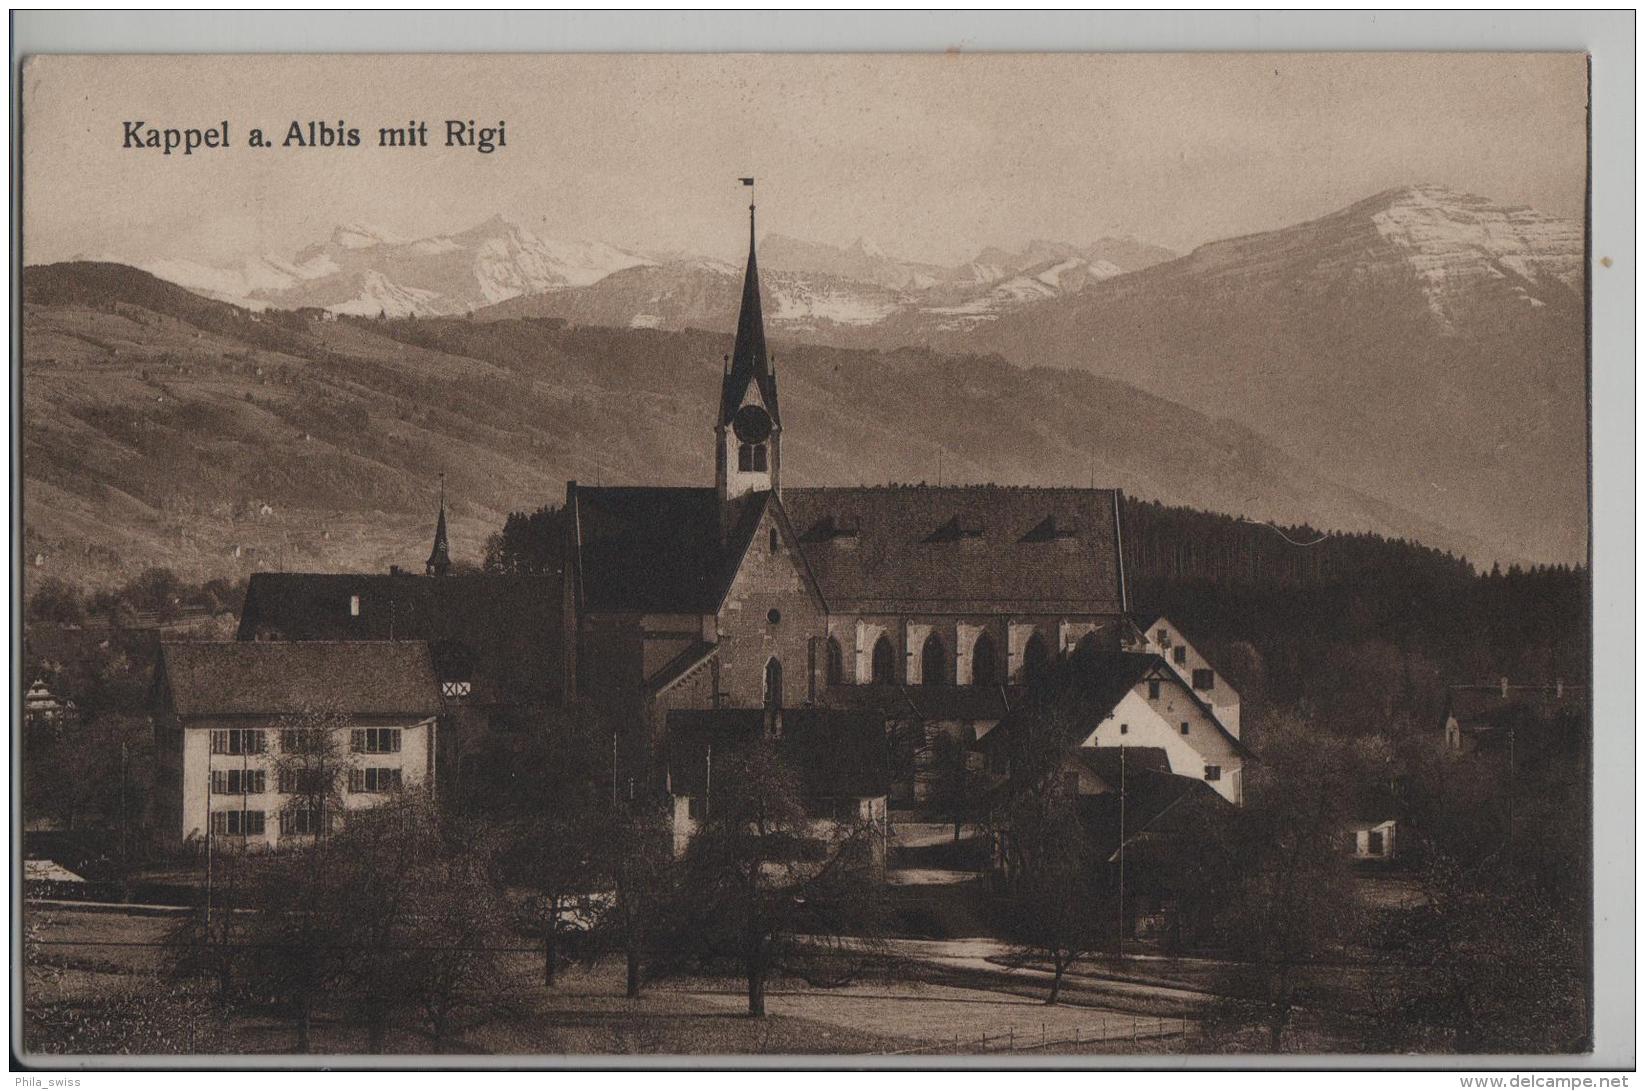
[764,657,783,711]
[1023,631,1051,684]
[921,633,947,687]
[871,634,897,685]
[825,637,845,686]
[739,444,768,472]
[971,630,1001,688]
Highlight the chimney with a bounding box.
[1500,676,1510,698]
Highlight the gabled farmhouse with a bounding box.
[1131,615,1241,738]
[980,650,1251,805]
[663,707,889,856]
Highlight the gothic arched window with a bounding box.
[764,657,783,710]
[1023,631,1051,685]
[921,633,947,687]
[871,634,897,685]
[738,444,753,471]
[825,637,845,686]
[972,631,1000,688]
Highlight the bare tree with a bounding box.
[269,699,356,844]
[661,734,889,1017]
[1208,707,1362,1051]
[927,729,986,842]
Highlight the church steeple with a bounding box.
[720,197,780,428]
[716,180,781,501]
[426,474,452,577]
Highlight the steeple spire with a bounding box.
[720,179,779,428]
[426,473,451,577]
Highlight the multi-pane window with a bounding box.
[281,728,328,754]
[282,807,325,836]
[211,729,266,755]
[440,680,472,699]
[1204,765,1222,782]
[351,728,402,754]
[349,767,403,794]
[1192,668,1215,691]
[211,769,266,795]
[210,810,265,836]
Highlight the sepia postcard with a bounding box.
[11,38,1619,1072]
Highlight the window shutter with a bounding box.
[351,729,365,753]
[349,768,364,793]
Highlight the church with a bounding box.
[232,194,1244,823]
[563,197,1133,789]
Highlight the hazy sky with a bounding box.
[24,52,1588,267]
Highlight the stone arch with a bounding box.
[1023,631,1051,684]
[971,630,1002,687]
[871,633,897,685]
[921,632,947,687]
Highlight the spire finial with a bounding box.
[426,472,452,577]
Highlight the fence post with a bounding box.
[1009,1028,1014,1051]
[1042,1023,1046,1048]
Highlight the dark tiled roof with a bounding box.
[977,651,1252,760]
[645,641,719,697]
[236,572,562,703]
[821,683,1022,722]
[565,485,1126,618]
[1075,764,1231,859]
[665,708,888,799]
[156,641,441,718]
[569,486,729,614]
[1074,746,1173,781]
[780,486,1126,614]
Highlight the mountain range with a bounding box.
[25,184,1586,586]
[22,257,1483,590]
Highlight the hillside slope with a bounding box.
[21,262,1479,588]
[942,186,1587,565]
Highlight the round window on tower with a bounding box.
[767,608,781,625]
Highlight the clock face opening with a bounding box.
[732,404,773,444]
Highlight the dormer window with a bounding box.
[1148,680,1161,700]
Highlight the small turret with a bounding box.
[426,474,452,577]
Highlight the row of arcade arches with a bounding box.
[819,628,1079,688]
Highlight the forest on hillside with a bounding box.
[1120,497,1589,739]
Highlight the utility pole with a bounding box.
[1117,745,1126,962]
